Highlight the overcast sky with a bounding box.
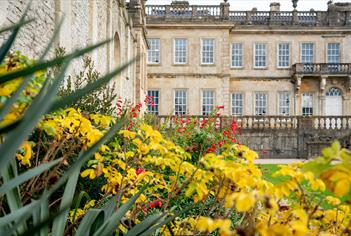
[146,0,350,11]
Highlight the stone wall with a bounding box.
[0,0,148,104]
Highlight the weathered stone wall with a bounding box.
[0,0,56,59]
[0,0,148,104]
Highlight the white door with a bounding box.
[325,88,343,129]
[325,88,343,116]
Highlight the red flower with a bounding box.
[156,201,162,208]
[200,119,207,129]
[231,119,237,133]
[149,202,156,209]
[261,150,268,155]
[216,105,225,109]
[136,168,144,175]
[231,138,237,143]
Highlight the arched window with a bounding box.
[114,32,121,67]
[326,87,342,97]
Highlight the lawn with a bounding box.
[260,164,351,208]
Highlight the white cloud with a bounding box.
[146,0,350,11]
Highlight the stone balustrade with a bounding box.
[156,116,351,130]
[292,63,351,75]
[146,3,351,26]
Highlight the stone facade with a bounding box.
[0,0,148,104]
[146,1,351,117]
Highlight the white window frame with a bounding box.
[174,89,187,115]
[278,91,291,116]
[327,42,341,63]
[231,43,243,68]
[302,93,314,116]
[147,38,161,64]
[301,43,315,63]
[254,43,267,68]
[147,90,160,115]
[173,38,188,65]
[202,90,215,115]
[231,92,244,116]
[255,92,268,116]
[277,43,290,68]
[201,38,215,65]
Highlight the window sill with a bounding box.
[173,63,189,66]
[200,63,216,67]
[253,67,268,70]
[230,66,244,70]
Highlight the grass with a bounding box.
[259,164,351,208]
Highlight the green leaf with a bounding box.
[0,19,33,35]
[0,17,64,122]
[2,114,127,234]
[0,119,21,134]
[40,197,49,236]
[0,38,112,85]
[0,60,70,173]
[50,57,138,111]
[2,159,27,234]
[0,158,62,194]
[51,169,80,236]
[75,209,105,236]
[71,191,91,223]
[138,207,191,236]
[0,1,32,63]
[92,185,147,236]
[125,213,163,236]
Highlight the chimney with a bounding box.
[270,2,281,12]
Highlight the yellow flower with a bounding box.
[16,141,32,167]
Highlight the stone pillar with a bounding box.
[222,76,230,115]
[56,0,72,52]
[320,95,326,116]
[294,93,301,115]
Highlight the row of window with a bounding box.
[147,39,341,68]
[147,90,319,116]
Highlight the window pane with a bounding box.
[202,90,215,115]
[327,43,340,63]
[202,39,215,64]
[255,92,267,116]
[301,43,314,63]
[232,93,243,116]
[232,43,243,67]
[255,43,267,68]
[174,39,187,64]
[147,90,160,115]
[279,92,290,115]
[175,90,187,115]
[147,39,160,64]
[302,93,313,116]
[278,43,290,68]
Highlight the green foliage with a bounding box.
[58,47,118,116]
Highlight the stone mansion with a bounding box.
[146,1,351,117]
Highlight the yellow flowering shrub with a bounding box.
[78,121,351,235]
[0,52,46,126]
